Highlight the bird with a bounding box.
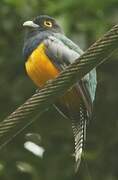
[22,15,97,171]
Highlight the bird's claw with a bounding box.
[46,79,53,84]
[35,88,40,93]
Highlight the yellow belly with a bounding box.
[25,43,59,88]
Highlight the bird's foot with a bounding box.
[35,88,40,93]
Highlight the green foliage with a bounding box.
[0,0,118,179]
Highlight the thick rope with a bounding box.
[0,24,118,146]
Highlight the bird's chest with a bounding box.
[25,43,81,115]
[25,43,59,88]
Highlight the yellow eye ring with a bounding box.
[44,21,52,27]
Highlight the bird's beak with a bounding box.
[23,21,39,28]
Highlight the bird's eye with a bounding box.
[44,20,52,27]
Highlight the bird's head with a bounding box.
[23,15,63,35]
[23,15,63,60]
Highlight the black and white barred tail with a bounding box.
[72,103,87,172]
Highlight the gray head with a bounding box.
[23,15,63,34]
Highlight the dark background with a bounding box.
[0,0,118,179]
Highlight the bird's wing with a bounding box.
[54,33,83,55]
[44,35,96,113]
[44,35,80,70]
[43,35,97,171]
[54,33,97,105]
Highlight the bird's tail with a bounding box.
[71,102,87,172]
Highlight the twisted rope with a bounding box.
[0,24,118,146]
